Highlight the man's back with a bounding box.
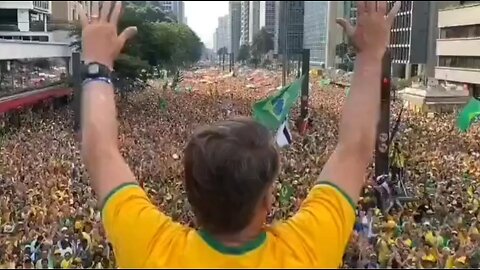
[102,183,355,268]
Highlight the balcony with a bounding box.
[438,4,480,27]
[0,1,51,14]
[0,39,70,60]
[437,38,480,57]
[435,66,480,84]
[33,1,50,13]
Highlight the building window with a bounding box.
[439,56,480,69]
[440,24,480,39]
[29,12,45,32]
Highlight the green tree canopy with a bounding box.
[237,44,250,62]
[217,47,228,56]
[70,1,202,91]
[250,28,274,57]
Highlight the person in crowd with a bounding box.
[77,0,399,268]
[0,1,479,269]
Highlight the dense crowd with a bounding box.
[0,68,479,268]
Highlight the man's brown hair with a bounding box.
[184,118,279,234]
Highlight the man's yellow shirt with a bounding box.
[102,182,356,268]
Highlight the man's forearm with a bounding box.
[81,81,119,163]
[338,53,382,158]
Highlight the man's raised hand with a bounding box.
[336,1,401,59]
[77,1,137,70]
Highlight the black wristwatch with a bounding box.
[81,62,113,81]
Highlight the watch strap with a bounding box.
[81,62,113,80]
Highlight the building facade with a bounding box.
[240,1,249,45]
[303,1,328,67]
[343,1,357,26]
[274,1,304,56]
[325,1,345,68]
[213,29,218,53]
[0,1,55,42]
[229,1,242,56]
[248,1,260,44]
[435,2,480,94]
[156,1,185,24]
[215,14,230,53]
[386,1,464,79]
[259,1,276,35]
[51,1,96,23]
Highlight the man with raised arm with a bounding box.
[78,1,400,268]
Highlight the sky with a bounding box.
[185,1,229,49]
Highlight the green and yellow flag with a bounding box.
[457,98,480,132]
[252,75,304,131]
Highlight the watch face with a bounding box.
[88,64,100,75]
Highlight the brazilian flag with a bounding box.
[457,98,480,132]
[252,75,304,131]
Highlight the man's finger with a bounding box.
[357,1,367,15]
[100,1,112,22]
[91,2,100,22]
[366,1,376,13]
[76,2,89,27]
[118,26,138,49]
[336,18,355,37]
[378,1,387,15]
[110,1,122,25]
[387,1,401,27]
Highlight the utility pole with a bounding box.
[300,49,310,120]
[72,52,81,138]
[222,52,225,71]
[281,1,288,86]
[374,50,392,179]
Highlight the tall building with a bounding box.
[274,1,304,56]
[229,1,242,55]
[240,1,249,45]
[0,1,52,41]
[215,14,230,52]
[303,1,328,67]
[386,1,464,79]
[156,1,185,23]
[435,2,480,94]
[387,1,427,78]
[213,29,218,52]
[325,1,345,68]
[248,1,260,44]
[259,1,276,35]
[343,1,357,27]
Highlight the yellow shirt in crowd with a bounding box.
[102,182,356,268]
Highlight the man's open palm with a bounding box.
[77,1,137,70]
[337,1,401,59]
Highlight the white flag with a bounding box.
[276,120,292,148]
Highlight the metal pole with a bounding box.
[222,53,225,71]
[374,50,392,179]
[300,49,310,120]
[72,52,82,136]
[281,2,288,86]
[297,54,301,78]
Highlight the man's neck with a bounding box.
[208,224,264,247]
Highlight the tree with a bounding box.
[69,2,202,91]
[237,44,250,63]
[217,47,228,57]
[250,28,274,57]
